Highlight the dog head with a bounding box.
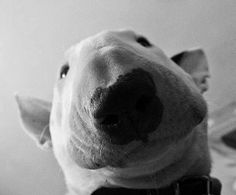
[16,29,209,191]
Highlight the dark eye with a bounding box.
[136,36,152,47]
[60,64,70,79]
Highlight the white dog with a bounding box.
[16,30,221,195]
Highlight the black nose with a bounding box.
[90,68,163,145]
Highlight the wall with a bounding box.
[0,0,235,194]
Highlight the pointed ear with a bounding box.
[171,48,210,93]
[15,94,52,150]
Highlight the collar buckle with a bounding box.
[174,182,180,195]
[174,175,214,195]
[201,176,214,195]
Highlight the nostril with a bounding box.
[97,114,120,126]
[135,95,152,112]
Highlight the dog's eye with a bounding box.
[136,36,152,47]
[60,64,70,79]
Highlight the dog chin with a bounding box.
[67,135,129,169]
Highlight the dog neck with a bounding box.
[64,122,212,195]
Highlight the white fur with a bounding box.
[16,29,211,195]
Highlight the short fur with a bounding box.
[16,29,211,195]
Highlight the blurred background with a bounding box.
[0,0,235,194]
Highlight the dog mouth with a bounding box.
[67,134,132,169]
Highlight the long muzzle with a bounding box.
[90,68,164,145]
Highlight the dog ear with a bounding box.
[15,94,52,150]
[171,48,210,93]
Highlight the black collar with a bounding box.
[92,176,221,195]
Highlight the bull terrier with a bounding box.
[15,30,221,195]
